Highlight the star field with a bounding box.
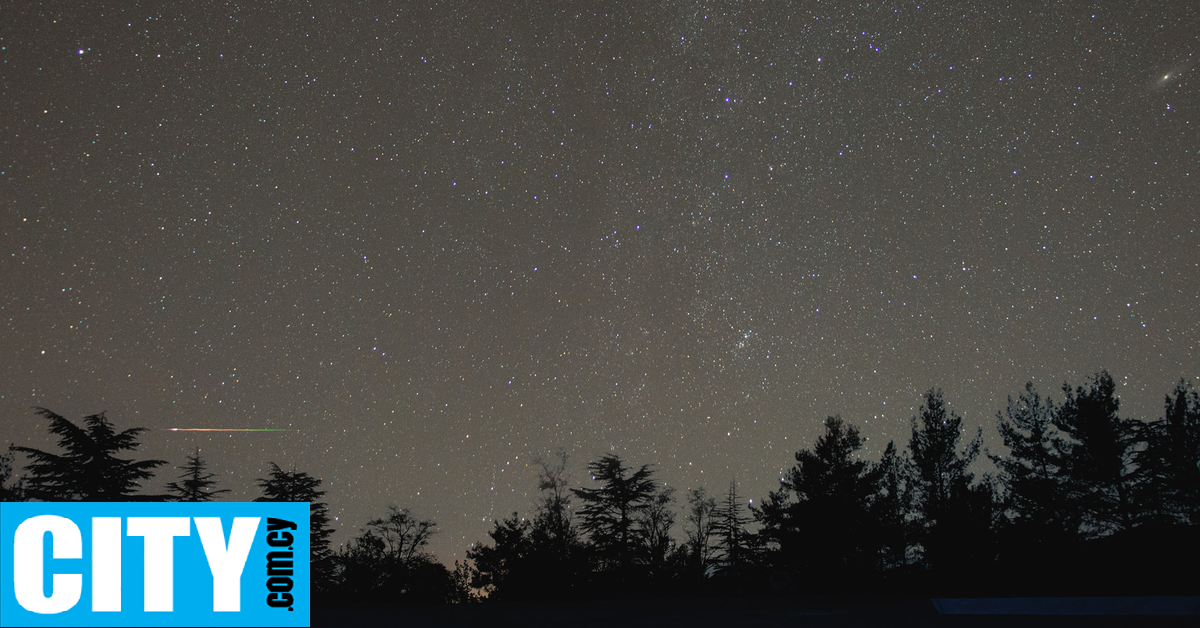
[2,1,1197,562]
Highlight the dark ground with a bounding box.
[311,596,1200,627]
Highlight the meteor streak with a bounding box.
[166,428,289,432]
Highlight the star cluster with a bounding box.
[2,1,1197,561]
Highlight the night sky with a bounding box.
[2,1,1197,563]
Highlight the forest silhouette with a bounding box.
[3,370,1198,605]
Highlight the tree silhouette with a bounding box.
[336,506,464,603]
[467,513,534,599]
[531,449,579,563]
[683,487,718,578]
[12,408,165,501]
[1139,379,1200,525]
[256,462,334,589]
[1052,371,1141,536]
[164,448,230,502]
[469,452,587,600]
[908,389,986,570]
[336,528,390,596]
[910,390,981,519]
[336,506,440,597]
[0,446,25,501]
[756,416,879,583]
[636,485,677,578]
[572,453,658,574]
[450,561,477,603]
[366,505,438,565]
[992,382,1074,545]
[530,450,590,596]
[871,440,916,571]
[712,479,753,576]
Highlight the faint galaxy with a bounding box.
[1,2,1197,561]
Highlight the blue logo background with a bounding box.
[0,502,309,627]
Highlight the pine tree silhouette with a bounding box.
[713,479,753,576]
[1140,380,1200,525]
[756,416,878,583]
[1052,371,1141,536]
[13,408,165,501]
[165,448,230,502]
[872,440,916,571]
[909,389,985,571]
[572,453,658,574]
[256,462,334,589]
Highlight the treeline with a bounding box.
[3,371,1198,603]
[464,372,1199,599]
